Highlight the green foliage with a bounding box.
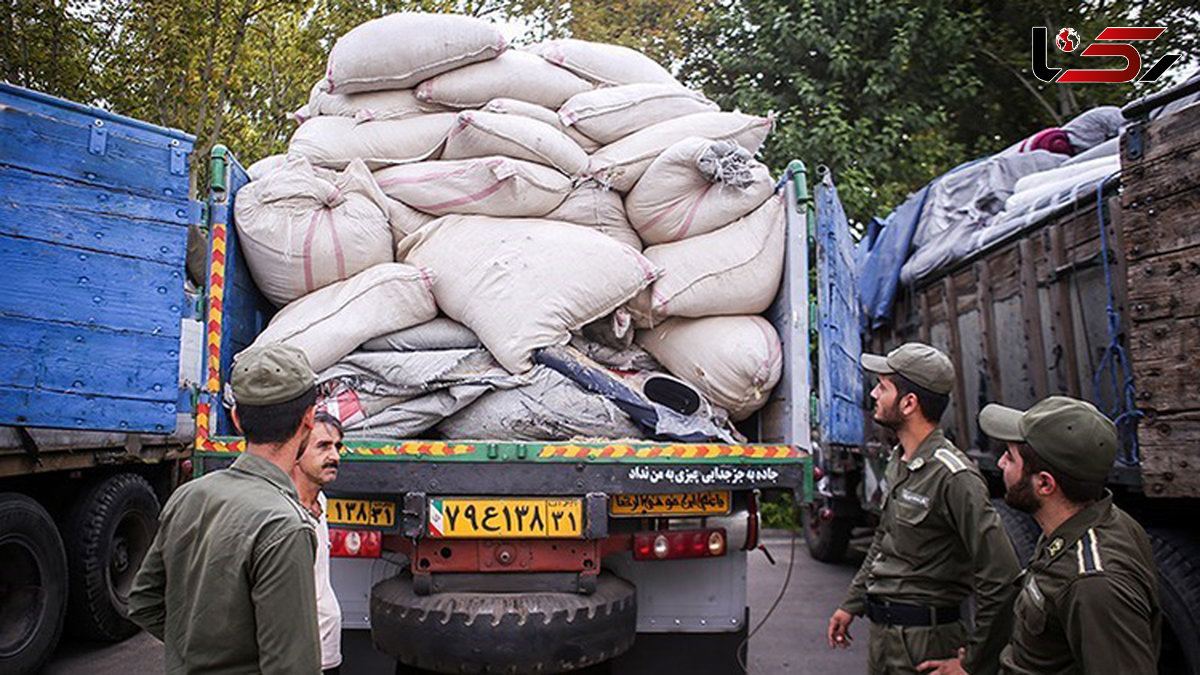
[760,490,800,531]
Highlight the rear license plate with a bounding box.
[428,497,584,538]
[326,499,396,528]
[610,491,732,517]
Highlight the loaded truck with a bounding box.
[803,80,1200,674]
[0,82,818,674]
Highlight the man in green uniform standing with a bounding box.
[827,343,1019,675]
[129,344,322,674]
[920,396,1160,675]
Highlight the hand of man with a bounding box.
[827,608,854,649]
[917,654,970,674]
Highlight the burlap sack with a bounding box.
[441,111,589,177]
[528,38,678,87]
[397,215,659,373]
[482,98,600,152]
[545,180,642,250]
[324,12,505,94]
[415,50,591,109]
[287,114,457,170]
[638,315,782,421]
[559,83,718,144]
[375,157,570,218]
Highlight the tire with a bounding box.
[1148,529,1200,675]
[801,496,853,562]
[0,493,68,675]
[64,473,160,641]
[372,571,636,674]
[991,498,1040,567]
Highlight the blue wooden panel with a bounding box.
[0,85,193,433]
[0,169,186,266]
[208,151,276,435]
[815,179,865,446]
[0,316,179,401]
[0,89,193,203]
[0,387,176,432]
[0,235,183,337]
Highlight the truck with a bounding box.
[803,80,1200,674]
[0,82,818,673]
[0,83,202,673]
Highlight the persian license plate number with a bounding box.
[326,499,396,527]
[428,497,583,538]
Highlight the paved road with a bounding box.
[46,530,867,674]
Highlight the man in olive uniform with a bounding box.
[130,344,322,674]
[827,343,1019,675]
[920,396,1160,675]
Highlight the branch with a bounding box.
[978,46,1062,125]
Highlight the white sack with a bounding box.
[544,180,642,250]
[483,98,600,152]
[398,215,659,373]
[630,194,784,323]
[590,111,773,192]
[416,50,591,109]
[361,317,481,352]
[559,83,718,145]
[384,198,435,240]
[442,111,589,177]
[626,138,773,245]
[294,82,446,123]
[528,39,679,87]
[234,157,394,306]
[638,315,782,421]
[325,12,505,94]
[246,263,438,373]
[288,114,457,170]
[375,157,570,218]
[247,154,288,181]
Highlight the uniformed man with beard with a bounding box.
[918,396,1160,675]
[827,343,1019,675]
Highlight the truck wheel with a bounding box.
[64,473,160,641]
[372,571,636,674]
[1148,529,1200,675]
[801,497,852,562]
[991,498,1040,567]
[0,493,67,675]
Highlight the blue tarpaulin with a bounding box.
[856,185,931,331]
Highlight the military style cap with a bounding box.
[861,342,955,395]
[979,396,1117,482]
[231,343,315,406]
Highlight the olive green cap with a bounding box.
[860,342,955,395]
[979,396,1117,482]
[231,343,315,406]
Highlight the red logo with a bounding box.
[1032,26,1181,84]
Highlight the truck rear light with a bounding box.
[330,528,382,558]
[633,529,726,561]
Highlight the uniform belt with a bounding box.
[864,595,961,627]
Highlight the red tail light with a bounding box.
[330,528,382,558]
[632,529,726,561]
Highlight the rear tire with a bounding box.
[64,473,160,641]
[1148,528,1200,675]
[373,571,636,674]
[0,493,67,675]
[991,498,1040,567]
[802,496,853,562]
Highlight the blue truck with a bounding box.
[1,82,833,673]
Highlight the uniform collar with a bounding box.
[230,451,300,501]
[898,428,948,472]
[1037,491,1114,562]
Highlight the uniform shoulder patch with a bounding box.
[934,447,970,474]
[1076,528,1105,575]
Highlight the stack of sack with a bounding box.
[233,12,786,441]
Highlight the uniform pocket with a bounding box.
[893,499,932,527]
[1015,576,1047,635]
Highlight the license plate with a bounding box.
[326,499,396,528]
[610,491,732,517]
[428,497,583,538]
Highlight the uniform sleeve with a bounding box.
[945,473,1020,675]
[127,524,168,640]
[251,526,322,675]
[839,524,885,615]
[1063,575,1158,675]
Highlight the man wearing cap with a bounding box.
[129,343,322,674]
[827,343,1019,675]
[923,395,1159,675]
